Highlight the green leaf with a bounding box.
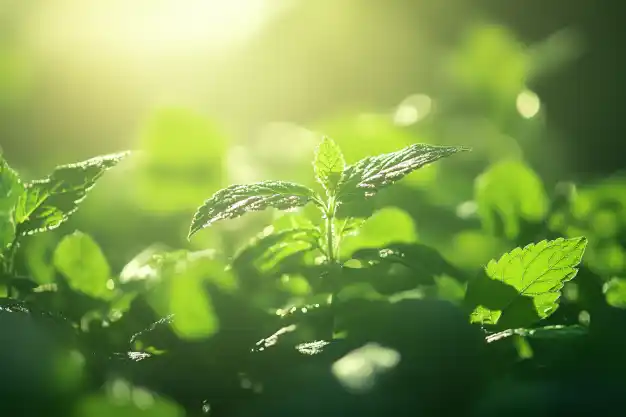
[232,227,321,277]
[0,156,24,250]
[313,136,345,196]
[603,277,626,309]
[134,108,229,213]
[475,159,549,239]
[337,143,469,208]
[350,243,465,287]
[15,151,129,235]
[169,264,219,340]
[138,250,228,340]
[486,324,587,344]
[468,237,587,329]
[339,207,417,258]
[75,381,184,417]
[189,180,318,238]
[53,231,112,299]
[338,217,365,238]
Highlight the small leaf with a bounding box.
[15,151,129,235]
[75,383,184,417]
[232,227,321,277]
[337,143,469,206]
[119,244,169,286]
[603,277,626,309]
[338,217,365,238]
[340,207,417,258]
[0,156,24,250]
[137,250,229,340]
[351,243,463,285]
[486,324,587,344]
[475,159,549,239]
[189,180,318,238]
[53,231,112,299]
[468,237,588,329]
[169,265,219,340]
[313,136,345,196]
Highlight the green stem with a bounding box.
[5,235,20,298]
[324,197,340,339]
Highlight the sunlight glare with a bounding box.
[28,0,282,57]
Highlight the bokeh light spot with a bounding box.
[516,89,541,119]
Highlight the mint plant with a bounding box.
[188,137,589,338]
[0,138,596,417]
[188,138,469,328]
[189,137,469,261]
[0,151,129,296]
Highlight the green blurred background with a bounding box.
[1,0,625,280]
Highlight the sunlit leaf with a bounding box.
[22,233,56,284]
[468,237,587,328]
[337,143,469,211]
[340,207,417,258]
[475,159,548,239]
[15,152,129,235]
[313,136,345,197]
[76,381,184,417]
[169,265,219,340]
[232,227,321,277]
[119,244,169,286]
[441,230,508,270]
[0,155,23,250]
[486,324,587,343]
[189,181,319,238]
[337,217,365,238]
[138,250,230,340]
[603,277,626,309]
[435,275,467,304]
[134,108,228,213]
[53,231,112,299]
[277,274,312,296]
[332,343,401,394]
[351,242,461,285]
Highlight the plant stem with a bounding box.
[324,197,339,339]
[325,204,336,264]
[5,235,20,298]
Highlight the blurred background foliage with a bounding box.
[1,0,626,414]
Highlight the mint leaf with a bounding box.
[339,207,417,259]
[486,325,587,344]
[15,151,129,235]
[313,136,345,197]
[53,231,112,299]
[76,384,184,417]
[0,156,24,250]
[169,261,220,340]
[467,237,587,329]
[140,250,227,340]
[603,277,626,309]
[337,143,469,206]
[351,243,464,285]
[476,159,549,239]
[189,181,318,238]
[338,217,365,238]
[232,227,321,277]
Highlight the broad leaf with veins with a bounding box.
[15,151,130,235]
[468,237,587,328]
[337,143,469,214]
[313,136,345,197]
[0,156,24,250]
[189,181,319,238]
